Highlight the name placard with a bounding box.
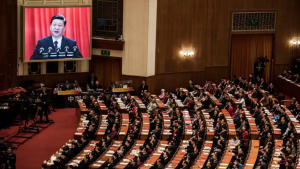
[112,87,134,93]
[58,90,79,95]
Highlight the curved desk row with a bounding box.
[114,140,145,169]
[165,140,188,169]
[96,115,108,140]
[191,140,213,169]
[118,113,129,141]
[243,140,259,169]
[67,141,99,167]
[139,140,169,169]
[90,140,122,168]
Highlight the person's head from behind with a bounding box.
[50,15,66,39]
[157,159,162,166]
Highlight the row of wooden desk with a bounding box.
[150,94,166,111]
[97,100,108,115]
[297,140,300,169]
[75,100,89,121]
[248,99,282,139]
[156,99,166,111]
[162,111,171,140]
[216,139,235,169]
[206,92,223,108]
[46,140,75,168]
[274,76,300,100]
[96,115,108,140]
[263,107,282,139]
[74,114,89,140]
[139,140,169,168]
[283,107,300,138]
[269,140,283,169]
[191,140,213,169]
[176,99,185,110]
[182,110,193,140]
[90,140,122,168]
[244,110,259,139]
[222,109,236,140]
[204,90,235,140]
[243,140,259,169]
[67,140,99,167]
[114,140,145,169]
[118,113,129,141]
[116,98,127,113]
[141,113,150,140]
[201,110,215,140]
[165,140,188,169]
[134,96,147,112]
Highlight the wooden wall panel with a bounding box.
[0,0,17,90]
[146,76,156,94]
[90,56,122,89]
[156,0,209,74]
[156,0,300,86]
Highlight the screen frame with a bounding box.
[22,5,92,63]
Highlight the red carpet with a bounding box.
[0,108,78,169]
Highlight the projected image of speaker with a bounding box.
[23,6,91,62]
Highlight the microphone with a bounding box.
[73,46,78,52]
[56,47,61,53]
[39,47,44,54]
[48,47,52,53]
[64,46,69,52]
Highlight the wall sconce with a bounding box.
[180,50,194,57]
[290,40,297,45]
[290,38,300,45]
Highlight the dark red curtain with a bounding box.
[24,7,91,61]
[231,34,273,83]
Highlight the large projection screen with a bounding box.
[23,6,92,62]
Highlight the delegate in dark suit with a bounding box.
[139,84,148,94]
[30,36,83,60]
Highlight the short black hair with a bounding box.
[51,15,67,26]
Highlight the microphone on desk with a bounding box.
[56,47,61,53]
[48,47,53,53]
[39,47,44,54]
[73,46,78,52]
[64,46,69,52]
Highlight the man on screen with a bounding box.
[30,14,83,60]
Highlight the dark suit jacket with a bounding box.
[140,84,148,93]
[88,76,98,86]
[278,122,288,134]
[30,36,83,60]
[267,86,277,95]
[4,153,16,169]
